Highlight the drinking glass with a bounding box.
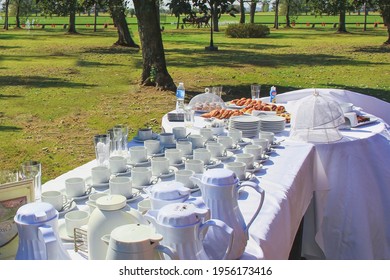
[184,106,195,128]
[251,84,261,100]
[20,160,42,201]
[212,86,223,98]
[112,125,124,155]
[93,134,111,166]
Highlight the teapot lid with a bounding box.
[109,224,163,253]
[156,203,209,227]
[150,181,190,200]
[200,168,239,187]
[96,195,127,211]
[14,202,58,225]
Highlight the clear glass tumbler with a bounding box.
[20,160,42,201]
[93,134,111,166]
[251,84,261,100]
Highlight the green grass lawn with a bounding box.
[0,22,389,182]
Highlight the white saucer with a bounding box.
[170,160,185,168]
[237,138,252,146]
[238,172,257,182]
[226,144,242,153]
[58,200,77,216]
[90,182,109,190]
[128,158,151,167]
[215,151,234,161]
[255,154,270,163]
[148,152,165,158]
[133,133,159,143]
[246,162,263,173]
[205,158,222,169]
[132,177,161,190]
[63,188,95,201]
[103,188,142,202]
[111,167,132,177]
[265,148,276,155]
[158,167,178,178]
[58,220,73,242]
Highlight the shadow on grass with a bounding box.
[76,60,124,67]
[0,125,22,132]
[0,94,23,99]
[0,75,93,89]
[353,45,390,54]
[165,48,382,68]
[83,46,140,55]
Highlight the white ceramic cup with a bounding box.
[129,146,148,164]
[235,153,255,169]
[138,128,153,141]
[65,177,86,198]
[176,139,193,156]
[165,148,183,165]
[193,148,212,165]
[131,167,153,188]
[144,139,161,155]
[217,135,234,149]
[185,159,204,174]
[109,156,127,173]
[252,138,269,151]
[109,177,133,198]
[172,127,187,140]
[159,133,175,145]
[41,191,68,211]
[188,134,205,149]
[65,210,90,238]
[259,131,275,145]
[175,169,195,189]
[199,128,214,141]
[91,166,111,185]
[86,193,108,214]
[206,142,225,158]
[244,144,263,160]
[228,129,243,144]
[225,161,247,181]
[137,199,151,215]
[151,157,170,176]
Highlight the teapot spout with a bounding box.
[189,173,203,190]
[144,210,159,228]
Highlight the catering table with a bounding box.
[42,88,390,260]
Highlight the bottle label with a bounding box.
[176,89,185,99]
[270,87,277,103]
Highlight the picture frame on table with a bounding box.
[0,178,34,260]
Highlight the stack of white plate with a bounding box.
[258,115,286,133]
[228,116,261,138]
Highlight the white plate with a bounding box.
[158,167,178,178]
[255,154,270,163]
[58,220,73,242]
[246,162,263,173]
[132,177,161,190]
[353,117,379,127]
[170,160,186,168]
[148,152,165,158]
[58,200,77,216]
[111,166,132,177]
[128,158,151,168]
[265,148,276,155]
[226,145,242,153]
[103,188,141,202]
[237,138,252,146]
[63,188,95,201]
[90,182,109,190]
[132,133,159,143]
[205,158,222,169]
[215,151,234,161]
[225,102,245,109]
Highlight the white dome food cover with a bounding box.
[289,91,345,143]
[188,88,226,112]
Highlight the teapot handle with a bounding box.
[155,244,179,260]
[37,225,58,260]
[237,181,265,235]
[199,219,234,260]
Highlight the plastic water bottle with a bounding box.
[270,86,277,103]
[176,82,185,112]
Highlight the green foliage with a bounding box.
[225,23,270,38]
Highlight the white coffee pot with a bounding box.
[145,202,233,260]
[87,195,148,260]
[101,224,178,260]
[190,168,265,260]
[14,202,71,260]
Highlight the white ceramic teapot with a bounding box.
[145,202,233,260]
[101,224,178,260]
[149,181,191,210]
[190,168,265,260]
[87,195,147,260]
[14,202,71,260]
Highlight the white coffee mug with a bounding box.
[225,162,247,181]
[185,159,204,174]
[165,148,183,165]
[131,167,152,188]
[199,128,214,141]
[129,146,148,164]
[151,157,170,176]
[138,128,153,141]
[159,133,175,145]
[259,131,275,145]
[109,156,127,173]
[91,166,111,185]
[65,210,90,238]
[41,191,68,211]
[137,199,151,215]
[193,148,211,165]
[144,139,161,155]
[243,144,263,160]
[235,153,255,169]
[228,129,243,144]
[217,135,233,149]
[175,169,195,189]
[176,140,193,156]
[206,142,225,158]
[65,177,86,198]
[172,127,187,140]
[109,177,133,198]
[252,138,269,151]
[188,134,205,149]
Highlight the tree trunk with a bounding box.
[250,1,256,24]
[337,0,348,33]
[213,3,219,32]
[94,3,97,32]
[274,0,279,29]
[67,0,78,34]
[177,14,180,29]
[239,0,245,24]
[109,0,139,48]
[363,3,367,32]
[16,4,21,28]
[4,0,9,30]
[133,0,175,90]
[285,1,291,28]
